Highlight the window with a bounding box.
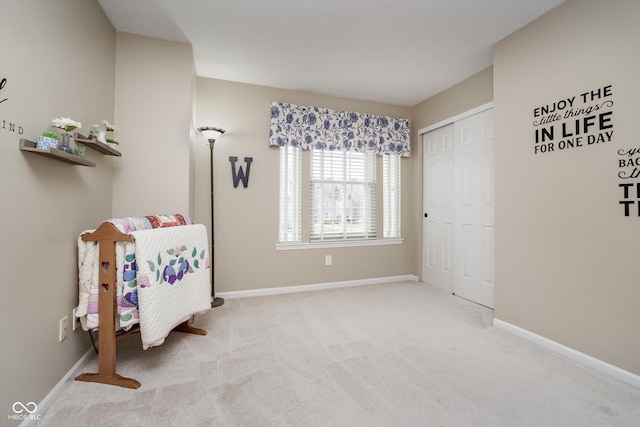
[270,102,409,247]
[278,144,301,243]
[383,155,401,238]
[278,147,402,245]
[311,150,376,241]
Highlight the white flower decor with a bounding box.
[102,120,117,132]
[52,117,82,133]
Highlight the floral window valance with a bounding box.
[269,102,411,157]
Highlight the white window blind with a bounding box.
[310,150,376,241]
[383,155,401,238]
[278,145,301,243]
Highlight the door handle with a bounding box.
[424,213,428,218]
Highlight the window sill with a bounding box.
[276,238,404,251]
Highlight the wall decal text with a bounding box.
[0,77,25,135]
[0,78,7,103]
[533,84,613,154]
[618,147,640,217]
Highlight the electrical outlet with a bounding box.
[72,307,81,331]
[59,316,69,342]
[325,255,332,266]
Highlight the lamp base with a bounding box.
[212,296,225,308]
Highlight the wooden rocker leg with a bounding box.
[173,320,207,336]
[75,372,141,389]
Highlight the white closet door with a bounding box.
[422,108,494,308]
[453,109,494,308]
[422,124,454,291]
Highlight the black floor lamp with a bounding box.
[197,126,226,308]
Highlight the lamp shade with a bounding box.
[197,126,226,141]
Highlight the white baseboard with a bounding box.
[21,347,95,427]
[217,274,419,299]
[493,318,640,390]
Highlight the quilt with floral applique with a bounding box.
[77,214,210,346]
[131,224,212,349]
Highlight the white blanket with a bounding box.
[77,236,139,332]
[131,224,212,349]
[77,231,100,330]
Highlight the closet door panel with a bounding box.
[422,124,454,291]
[453,109,494,308]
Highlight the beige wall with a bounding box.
[412,67,494,130]
[410,67,494,278]
[112,33,194,218]
[194,78,414,292]
[494,0,640,374]
[0,0,116,419]
[2,0,637,419]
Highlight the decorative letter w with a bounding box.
[229,156,253,188]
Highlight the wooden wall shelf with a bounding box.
[75,133,121,156]
[19,139,96,167]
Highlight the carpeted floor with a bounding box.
[40,281,640,426]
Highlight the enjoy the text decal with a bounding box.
[533,84,613,154]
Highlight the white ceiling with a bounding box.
[97,0,564,107]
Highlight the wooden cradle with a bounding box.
[75,221,207,389]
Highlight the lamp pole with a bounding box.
[198,126,226,308]
[209,140,224,307]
